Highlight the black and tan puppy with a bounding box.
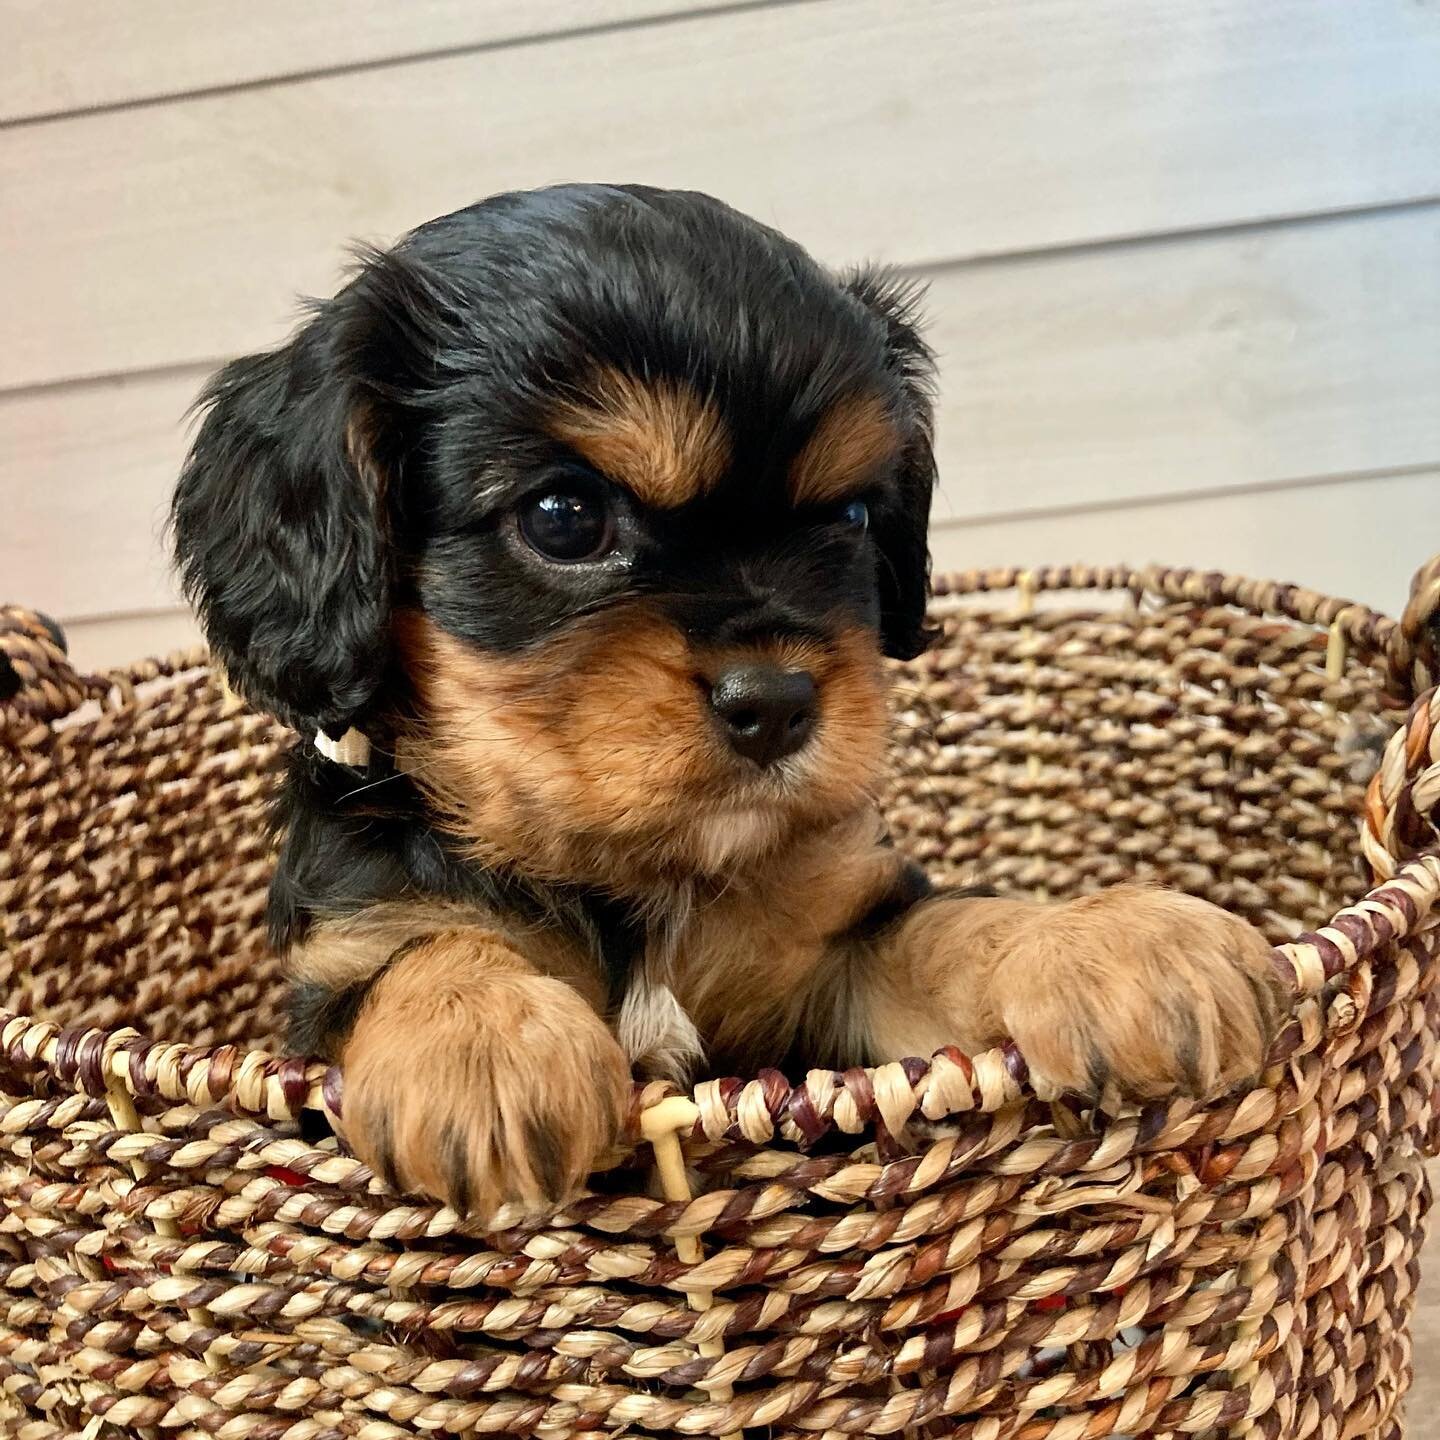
[173,184,1279,1214]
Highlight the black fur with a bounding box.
[268,745,646,1051]
[288,979,375,1062]
[844,861,935,940]
[838,267,940,660]
[843,876,1001,943]
[173,322,392,737]
[173,184,937,740]
[172,184,939,1053]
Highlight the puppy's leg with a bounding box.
[294,913,630,1214]
[854,885,1283,1103]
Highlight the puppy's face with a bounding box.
[174,185,936,888]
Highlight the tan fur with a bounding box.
[788,392,900,505]
[320,839,1278,1213]
[340,927,629,1215]
[290,900,607,1014]
[261,256,1280,1216]
[862,884,1282,1102]
[661,810,906,1071]
[341,599,1279,1213]
[393,609,890,891]
[344,404,387,502]
[549,369,730,508]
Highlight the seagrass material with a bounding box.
[1,560,1438,1440]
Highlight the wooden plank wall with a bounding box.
[2,0,1438,669]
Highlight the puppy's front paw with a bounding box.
[990,886,1282,1104]
[339,955,631,1216]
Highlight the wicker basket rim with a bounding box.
[3,849,1436,1144]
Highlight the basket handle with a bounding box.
[0,604,104,738]
[1384,554,1440,707]
[1363,681,1440,881]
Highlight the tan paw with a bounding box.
[338,941,631,1216]
[989,886,1283,1104]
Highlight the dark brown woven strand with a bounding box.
[0,563,1436,1439]
[0,606,108,746]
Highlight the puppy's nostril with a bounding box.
[709,665,817,767]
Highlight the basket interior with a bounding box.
[884,594,1381,938]
[2,589,1384,1055]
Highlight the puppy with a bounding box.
[172,184,1280,1215]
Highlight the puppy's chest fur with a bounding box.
[276,751,915,1081]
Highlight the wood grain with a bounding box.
[928,204,1440,521]
[4,0,1437,390]
[4,369,196,617]
[7,205,1435,622]
[61,610,204,674]
[1,0,738,123]
[929,470,1440,618]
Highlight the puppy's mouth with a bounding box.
[683,802,789,874]
[675,645,889,870]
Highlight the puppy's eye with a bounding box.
[517,488,616,562]
[838,499,869,532]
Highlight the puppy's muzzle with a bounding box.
[708,663,817,767]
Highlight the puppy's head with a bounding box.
[174,185,936,888]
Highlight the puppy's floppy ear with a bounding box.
[172,309,391,737]
[841,267,938,661]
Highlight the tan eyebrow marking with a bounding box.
[789,391,901,505]
[547,369,731,509]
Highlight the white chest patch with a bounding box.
[617,978,704,1085]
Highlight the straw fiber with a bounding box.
[1,559,1438,1438]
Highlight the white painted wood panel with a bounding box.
[54,470,1438,671]
[6,206,1435,623]
[4,362,191,616]
[1,0,737,123]
[4,368,194,617]
[929,471,1440,619]
[4,0,1437,390]
[61,610,203,674]
[929,205,1440,522]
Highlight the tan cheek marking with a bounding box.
[391,608,727,880]
[548,369,731,509]
[395,606,710,805]
[789,392,901,506]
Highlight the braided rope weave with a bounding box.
[1,567,1437,1439]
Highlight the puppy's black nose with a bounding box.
[709,665,817,766]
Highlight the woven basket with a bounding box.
[3,559,1440,1440]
